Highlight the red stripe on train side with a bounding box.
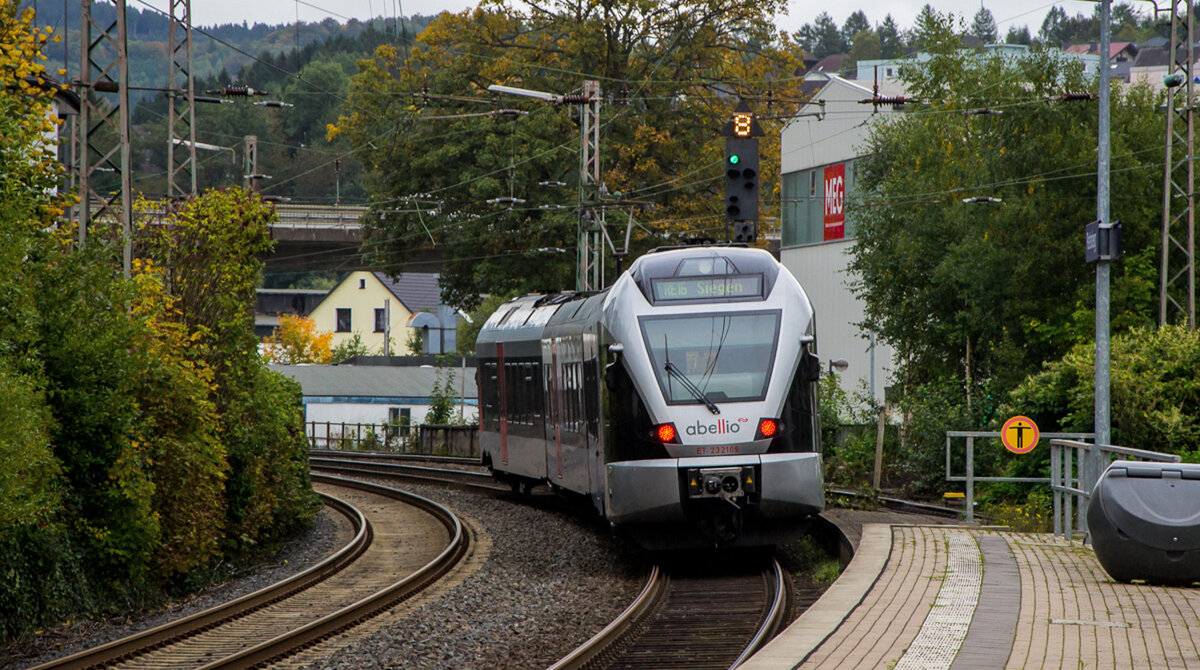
[498,342,508,465]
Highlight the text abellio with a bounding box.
[686,419,741,436]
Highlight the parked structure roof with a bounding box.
[271,363,478,400]
[373,272,442,313]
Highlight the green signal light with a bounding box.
[729,155,740,165]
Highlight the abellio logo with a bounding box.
[686,419,742,436]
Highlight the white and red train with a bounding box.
[475,245,824,549]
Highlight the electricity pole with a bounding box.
[487,81,606,292]
[77,0,133,277]
[1160,0,1197,328]
[577,80,604,292]
[167,0,197,199]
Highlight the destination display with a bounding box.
[651,274,763,302]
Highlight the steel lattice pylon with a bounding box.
[167,0,197,199]
[577,80,604,292]
[1161,0,1197,328]
[77,0,132,276]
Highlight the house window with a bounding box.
[374,308,387,332]
[359,278,366,289]
[336,308,352,332]
[388,407,411,438]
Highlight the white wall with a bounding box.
[782,242,894,407]
[303,401,478,426]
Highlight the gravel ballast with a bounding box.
[302,479,646,669]
[2,477,647,670]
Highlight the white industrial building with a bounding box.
[779,73,907,406]
[271,361,478,432]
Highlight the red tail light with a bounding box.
[756,418,779,440]
[655,423,680,444]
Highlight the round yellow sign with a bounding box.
[1001,416,1040,454]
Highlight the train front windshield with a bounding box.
[640,311,780,404]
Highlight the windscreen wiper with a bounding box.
[664,359,721,415]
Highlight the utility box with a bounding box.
[1085,221,1122,263]
[1087,460,1200,585]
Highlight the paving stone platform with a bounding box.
[745,524,1200,669]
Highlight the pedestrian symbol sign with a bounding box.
[1001,416,1039,454]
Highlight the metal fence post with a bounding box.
[1070,449,1080,537]
[1051,443,1061,536]
[1076,443,1088,536]
[965,435,975,524]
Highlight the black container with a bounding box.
[1087,460,1200,585]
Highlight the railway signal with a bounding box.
[720,101,764,243]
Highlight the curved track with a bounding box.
[549,559,789,670]
[308,448,481,467]
[309,456,505,492]
[34,475,468,670]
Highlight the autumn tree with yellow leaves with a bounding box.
[332,0,809,308]
[262,314,335,365]
[0,5,318,639]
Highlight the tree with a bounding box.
[847,11,1164,485]
[801,12,846,58]
[842,11,871,50]
[849,30,881,65]
[424,359,458,425]
[877,15,904,58]
[912,4,949,49]
[970,7,998,43]
[332,332,371,362]
[262,314,334,364]
[139,189,320,556]
[1039,6,1068,46]
[333,1,807,310]
[1005,25,1032,45]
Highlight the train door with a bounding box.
[584,328,604,513]
[547,338,564,481]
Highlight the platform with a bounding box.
[745,523,1200,669]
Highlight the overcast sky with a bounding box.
[182,0,1108,38]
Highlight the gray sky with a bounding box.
[183,0,1105,37]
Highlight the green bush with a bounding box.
[31,240,159,595]
[219,363,320,556]
[1005,325,1200,458]
[981,489,1053,533]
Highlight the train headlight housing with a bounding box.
[654,422,681,444]
[755,418,780,440]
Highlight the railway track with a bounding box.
[34,475,468,670]
[826,488,962,518]
[309,455,508,492]
[549,558,789,670]
[308,448,481,467]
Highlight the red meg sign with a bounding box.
[823,163,845,241]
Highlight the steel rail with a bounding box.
[544,565,667,670]
[310,457,507,492]
[731,559,789,668]
[33,492,371,670]
[198,473,470,668]
[309,448,482,466]
[826,488,962,519]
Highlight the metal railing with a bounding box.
[945,431,1094,524]
[307,421,411,452]
[1049,439,1180,539]
[306,421,479,457]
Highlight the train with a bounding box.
[475,245,824,549]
